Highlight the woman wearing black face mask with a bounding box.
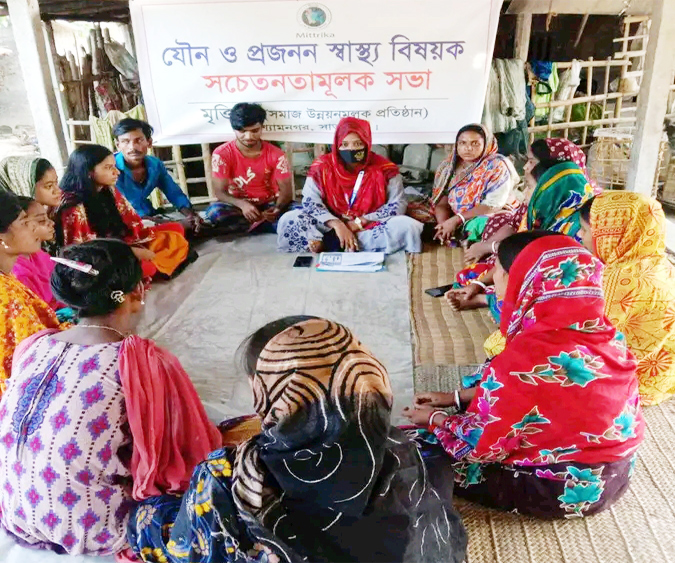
[277,117,423,254]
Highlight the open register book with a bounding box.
[317,252,385,272]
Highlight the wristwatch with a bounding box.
[354,217,364,230]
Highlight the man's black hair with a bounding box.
[230,103,267,131]
[112,118,154,140]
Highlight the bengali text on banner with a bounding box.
[130,0,502,145]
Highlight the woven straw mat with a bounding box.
[456,399,675,563]
[408,245,495,367]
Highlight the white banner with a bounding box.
[130,0,502,145]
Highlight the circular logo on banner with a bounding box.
[298,3,331,29]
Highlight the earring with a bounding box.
[1,241,9,250]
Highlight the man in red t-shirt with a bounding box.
[205,103,293,233]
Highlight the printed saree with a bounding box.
[431,124,514,213]
[128,319,467,563]
[455,161,592,289]
[58,187,189,277]
[591,191,675,406]
[0,274,62,396]
[525,161,593,237]
[413,236,644,518]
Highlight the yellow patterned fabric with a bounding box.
[483,329,506,358]
[0,274,62,396]
[591,191,675,406]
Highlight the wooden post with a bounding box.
[582,58,594,146]
[7,0,68,170]
[574,14,590,49]
[626,0,675,195]
[43,21,73,153]
[171,145,188,194]
[201,143,214,199]
[514,14,532,61]
[284,143,297,200]
[123,23,137,57]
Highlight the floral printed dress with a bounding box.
[411,236,644,518]
[129,449,283,563]
[0,274,62,396]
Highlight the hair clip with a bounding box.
[51,257,99,276]
[110,291,125,304]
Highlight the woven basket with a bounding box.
[587,128,667,197]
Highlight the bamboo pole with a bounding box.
[171,145,188,192]
[602,57,612,118]
[201,143,214,199]
[556,59,630,69]
[582,58,594,145]
[537,92,625,109]
[284,143,297,200]
[529,116,636,133]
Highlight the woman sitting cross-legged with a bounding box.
[0,191,62,396]
[578,192,675,406]
[403,232,644,518]
[447,138,595,312]
[128,317,467,563]
[0,239,221,557]
[455,138,596,288]
[278,117,423,254]
[55,145,194,283]
[417,124,518,246]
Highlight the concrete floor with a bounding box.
[0,235,416,563]
[137,235,415,423]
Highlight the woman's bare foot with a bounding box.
[308,239,323,253]
[446,293,489,312]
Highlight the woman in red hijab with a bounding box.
[277,117,423,254]
[404,232,643,518]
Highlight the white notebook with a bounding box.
[317,252,385,272]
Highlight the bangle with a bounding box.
[454,390,461,410]
[491,240,499,254]
[470,280,487,290]
[456,213,466,224]
[428,410,448,427]
[354,217,364,230]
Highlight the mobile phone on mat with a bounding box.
[425,284,454,298]
[293,256,314,268]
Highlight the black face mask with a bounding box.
[339,148,367,164]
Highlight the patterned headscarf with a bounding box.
[590,192,675,406]
[544,138,600,193]
[526,161,594,239]
[591,191,666,263]
[500,235,606,341]
[0,156,48,197]
[308,117,399,219]
[232,318,465,562]
[233,318,393,518]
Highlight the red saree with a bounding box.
[58,187,189,278]
[435,236,644,466]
